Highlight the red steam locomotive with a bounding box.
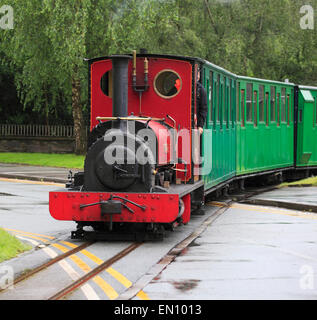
[49,52,205,240]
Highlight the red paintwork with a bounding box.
[181,193,191,224]
[90,57,193,181]
[49,191,182,224]
[49,57,198,228]
[140,120,172,165]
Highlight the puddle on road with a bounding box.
[172,279,200,291]
[0,192,15,196]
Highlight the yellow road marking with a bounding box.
[61,241,150,300]
[7,231,50,243]
[207,201,228,207]
[4,228,55,239]
[45,243,99,300]
[0,177,64,187]
[52,243,119,300]
[106,267,132,287]
[135,290,150,300]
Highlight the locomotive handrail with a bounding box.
[96,116,165,122]
[79,196,146,212]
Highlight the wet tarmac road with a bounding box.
[141,202,317,300]
[0,163,70,183]
[0,165,316,300]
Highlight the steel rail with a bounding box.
[0,241,95,291]
[48,242,142,300]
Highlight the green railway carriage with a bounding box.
[197,55,317,197]
[235,76,295,176]
[296,85,317,168]
[200,60,237,193]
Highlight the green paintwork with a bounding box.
[296,86,317,167]
[236,78,294,175]
[200,63,236,191]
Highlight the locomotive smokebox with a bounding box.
[111,55,131,129]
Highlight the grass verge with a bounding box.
[281,176,317,187]
[0,153,84,169]
[0,228,32,263]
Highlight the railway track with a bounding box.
[48,242,142,300]
[0,239,143,300]
[9,241,95,289]
[0,186,277,300]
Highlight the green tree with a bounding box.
[1,0,317,156]
[42,0,92,154]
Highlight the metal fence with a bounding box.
[0,124,78,138]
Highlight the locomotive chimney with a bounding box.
[111,55,131,129]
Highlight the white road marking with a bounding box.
[15,236,100,300]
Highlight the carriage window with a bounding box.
[222,80,226,127]
[100,70,113,97]
[225,79,229,128]
[266,92,269,126]
[241,89,245,127]
[229,79,232,124]
[259,85,264,122]
[281,88,286,122]
[315,97,317,125]
[220,83,223,125]
[232,82,235,127]
[209,71,213,122]
[270,86,276,122]
[154,70,182,98]
[291,89,294,122]
[254,91,258,127]
[287,95,290,126]
[236,82,240,122]
[277,93,280,126]
[313,96,315,127]
[246,83,253,122]
[217,75,220,122]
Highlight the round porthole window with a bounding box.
[100,70,112,98]
[154,70,182,99]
